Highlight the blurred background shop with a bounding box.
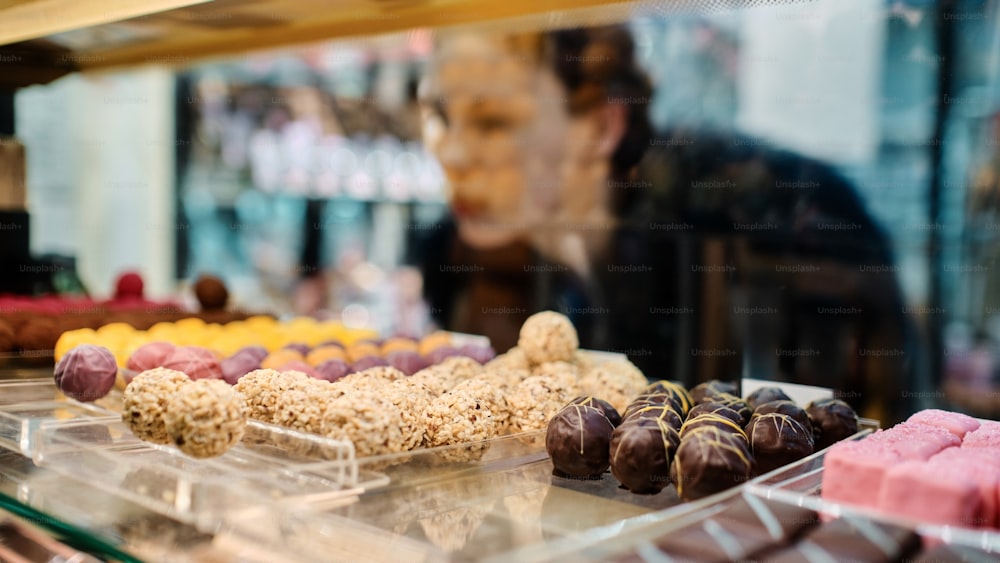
[4,0,1000,422]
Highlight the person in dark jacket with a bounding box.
[414,26,918,423]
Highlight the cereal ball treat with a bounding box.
[321,390,406,458]
[484,347,530,372]
[517,311,578,365]
[164,379,247,458]
[531,361,581,396]
[234,369,312,423]
[475,367,530,392]
[452,378,510,433]
[507,376,572,434]
[384,380,433,451]
[122,368,191,444]
[435,356,484,387]
[335,366,406,391]
[580,360,648,413]
[424,388,501,461]
[273,385,334,434]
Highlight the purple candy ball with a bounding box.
[221,351,263,385]
[387,350,429,375]
[317,340,345,349]
[314,359,351,382]
[236,345,269,363]
[457,344,496,365]
[425,345,461,366]
[55,344,118,402]
[283,342,312,355]
[351,355,390,372]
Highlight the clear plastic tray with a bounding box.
[0,400,119,457]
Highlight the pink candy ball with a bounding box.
[162,345,223,380]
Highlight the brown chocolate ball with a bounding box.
[54,344,118,402]
[622,404,683,430]
[568,395,622,427]
[679,414,749,443]
[746,413,815,475]
[690,380,739,404]
[674,427,753,501]
[806,398,859,450]
[686,402,744,427]
[16,318,60,353]
[0,320,14,353]
[193,274,229,311]
[640,380,693,415]
[751,400,811,432]
[745,386,792,410]
[546,404,615,479]
[711,393,752,427]
[610,418,680,494]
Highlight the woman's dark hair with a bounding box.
[538,26,653,214]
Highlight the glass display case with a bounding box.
[3,0,1000,560]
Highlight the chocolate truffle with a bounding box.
[674,427,753,501]
[745,386,792,410]
[162,345,223,380]
[640,380,693,415]
[628,392,688,417]
[609,418,680,494]
[568,395,622,427]
[751,400,812,432]
[387,350,429,376]
[746,413,815,475]
[164,379,246,458]
[220,349,263,385]
[622,404,683,431]
[0,320,16,353]
[690,380,739,404]
[546,404,614,479]
[680,414,749,443]
[126,341,176,373]
[806,398,859,450]
[193,274,229,311]
[686,402,744,427]
[711,393,752,426]
[54,344,118,402]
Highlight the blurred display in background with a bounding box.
[11,0,1000,421]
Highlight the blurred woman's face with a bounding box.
[424,35,574,249]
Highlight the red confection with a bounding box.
[162,346,222,380]
[963,424,1000,449]
[314,359,350,382]
[114,271,145,299]
[387,350,428,375]
[126,341,176,373]
[928,448,1000,527]
[822,440,902,509]
[54,344,118,402]
[351,355,390,372]
[878,461,983,528]
[908,409,981,440]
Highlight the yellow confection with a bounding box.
[346,342,380,363]
[418,331,453,356]
[174,317,207,332]
[380,338,418,356]
[306,345,347,366]
[146,322,177,340]
[244,316,277,331]
[54,328,97,361]
[96,322,136,338]
[261,349,305,370]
